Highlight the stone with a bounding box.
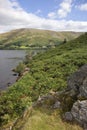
[53,101,61,109]
[62,64,87,129]
[71,100,87,128]
[34,94,55,107]
[13,73,18,76]
[24,67,30,71]
[79,77,87,98]
[64,112,73,121]
[67,64,87,94]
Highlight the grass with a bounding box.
[20,46,29,49]
[20,108,82,130]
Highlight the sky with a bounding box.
[0,0,87,33]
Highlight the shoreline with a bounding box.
[0,50,26,91]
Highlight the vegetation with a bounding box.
[0,33,87,128]
[15,62,25,76]
[0,28,82,49]
[13,108,82,130]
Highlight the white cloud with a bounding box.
[48,12,56,19]
[48,0,73,19]
[58,0,73,18]
[0,0,87,33]
[78,3,87,11]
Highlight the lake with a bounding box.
[0,50,26,90]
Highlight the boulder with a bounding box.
[67,64,87,98]
[34,94,56,108]
[52,101,61,109]
[64,112,73,121]
[63,64,87,129]
[71,100,87,128]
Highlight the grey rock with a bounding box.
[64,112,73,121]
[63,65,87,129]
[34,94,55,107]
[71,100,87,128]
[79,77,87,98]
[67,64,87,97]
[53,101,61,109]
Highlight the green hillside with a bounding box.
[0,28,82,49]
[0,33,87,129]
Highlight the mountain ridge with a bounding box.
[0,28,82,49]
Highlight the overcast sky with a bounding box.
[0,0,87,33]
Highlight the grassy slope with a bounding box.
[24,110,82,130]
[14,108,82,130]
[26,32,87,93]
[0,28,82,49]
[0,33,87,129]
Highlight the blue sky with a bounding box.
[17,0,59,16]
[18,0,87,21]
[0,0,87,33]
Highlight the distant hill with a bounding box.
[0,28,82,49]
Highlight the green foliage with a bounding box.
[0,74,35,126]
[15,62,25,76]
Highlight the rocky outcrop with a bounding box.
[71,100,87,129]
[67,64,87,99]
[35,64,87,129]
[33,94,59,108]
[64,64,87,129]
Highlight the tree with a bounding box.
[63,38,67,44]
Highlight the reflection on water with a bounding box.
[0,50,26,90]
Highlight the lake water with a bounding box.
[0,50,26,90]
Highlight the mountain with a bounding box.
[0,28,82,49]
[0,33,87,129]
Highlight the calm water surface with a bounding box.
[0,50,26,90]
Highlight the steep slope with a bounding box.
[26,32,87,93]
[0,33,87,129]
[0,28,82,49]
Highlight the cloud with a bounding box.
[48,12,56,19]
[77,3,87,11]
[48,0,73,19]
[0,0,87,33]
[58,0,73,18]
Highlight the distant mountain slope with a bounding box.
[0,28,82,49]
